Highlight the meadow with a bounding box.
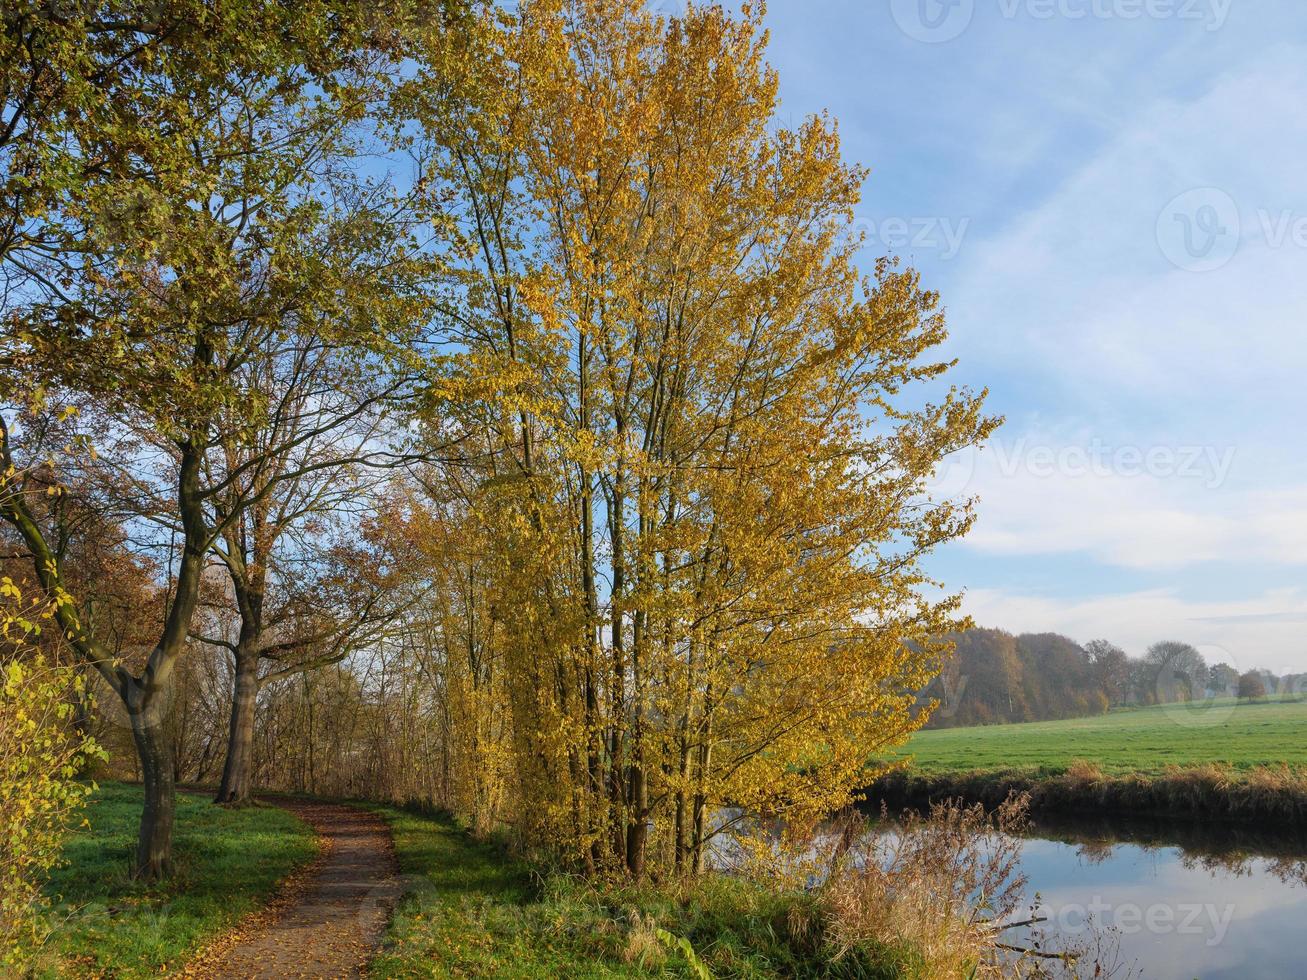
[36,784,318,978]
[893,697,1307,777]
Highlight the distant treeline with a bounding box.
[921,629,1304,729]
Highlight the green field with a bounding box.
[38,783,318,978]
[895,698,1307,776]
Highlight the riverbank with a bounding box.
[866,698,1307,827]
[863,761,1307,826]
[367,803,921,978]
[366,799,1055,979]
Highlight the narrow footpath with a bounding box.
[187,800,400,980]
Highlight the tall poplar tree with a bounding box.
[413,0,998,875]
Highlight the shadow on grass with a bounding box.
[39,783,317,979]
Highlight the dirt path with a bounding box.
[188,799,400,980]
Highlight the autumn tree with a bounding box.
[925,629,1026,727]
[178,183,441,805]
[1143,640,1207,704]
[1237,670,1267,703]
[1084,639,1131,707]
[0,581,103,972]
[0,1,442,877]
[409,0,996,875]
[1015,633,1102,719]
[1209,661,1240,699]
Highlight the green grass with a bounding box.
[37,782,318,979]
[895,697,1307,776]
[366,805,651,978]
[367,806,912,979]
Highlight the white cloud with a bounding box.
[950,435,1307,570]
[923,42,1307,614]
[948,45,1307,423]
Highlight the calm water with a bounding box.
[716,809,1307,977]
[1001,815,1307,979]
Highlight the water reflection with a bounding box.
[961,815,1307,977]
[916,810,1307,979]
[1021,811,1307,887]
[722,805,1307,977]
[1011,835,1307,979]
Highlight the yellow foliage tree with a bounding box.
[0,579,103,973]
[413,0,997,876]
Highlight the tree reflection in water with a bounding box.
[1021,811,1307,885]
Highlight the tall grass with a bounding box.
[374,795,1125,978]
[736,794,1129,978]
[813,797,1030,977]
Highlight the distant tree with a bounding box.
[926,629,1026,728]
[927,631,1136,726]
[1282,674,1307,699]
[1085,639,1131,707]
[1127,657,1158,705]
[1143,641,1207,704]
[1209,662,1240,698]
[1237,671,1267,702]
[1016,633,1097,720]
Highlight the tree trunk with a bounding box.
[625,764,647,877]
[130,694,175,881]
[215,650,259,805]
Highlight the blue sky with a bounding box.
[755,1,1307,672]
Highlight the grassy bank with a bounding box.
[36,782,318,978]
[868,761,1307,825]
[367,805,946,979]
[899,697,1307,775]
[868,699,1307,824]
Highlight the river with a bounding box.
[985,814,1307,979]
[708,806,1307,977]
